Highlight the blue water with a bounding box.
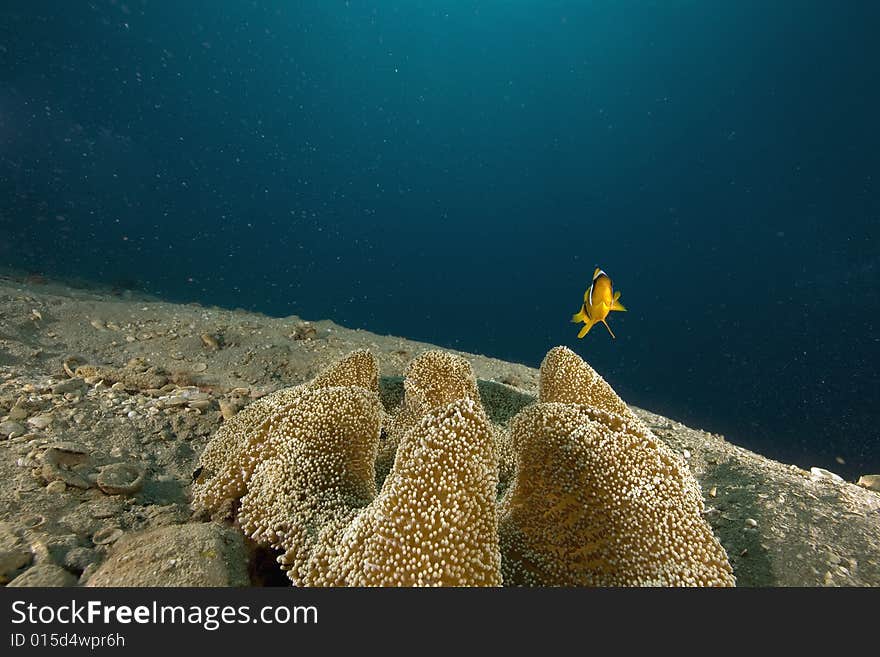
[1,1,877,480]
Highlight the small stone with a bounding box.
[192,362,207,373]
[51,378,88,395]
[97,463,145,496]
[0,550,33,584]
[745,518,758,528]
[7,564,78,587]
[90,319,105,330]
[683,449,691,459]
[200,333,220,351]
[86,523,249,587]
[111,382,126,392]
[218,400,238,420]
[0,420,26,438]
[188,399,211,411]
[64,547,100,573]
[810,467,844,483]
[708,486,717,498]
[92,527,124,546]
[856,474,880,492]
[8,406,28,421]
[45,480,67,494]
[27,415,53,430]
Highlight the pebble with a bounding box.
[64,547,100,573]
[192,362,208,373]
[856,474,880,492]
[0,420,26,438]
[0,549,32,584]
[45,480,67,494]
[188,399,211,411]
[8,406,28,421]
[683,449,691,459]
[51,377,87,395]
[200,333,220,350]
[810,467,844,483]
[745,518,758,528]
[27,415,53,430]
[92,527,123,546]
[97,462,145,496]
[218,400,238,420]
[110,382,126,392]
[6,563,78,587]
[708,486,717,498]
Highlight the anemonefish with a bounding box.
[571,267,626,339]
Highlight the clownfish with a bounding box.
[571,268,626,339]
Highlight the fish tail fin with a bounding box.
[601,319,616,339]
[577,320,595,338]
[611,291,626,312]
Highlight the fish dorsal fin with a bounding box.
[592,267,602,281]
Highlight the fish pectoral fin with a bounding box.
[577,320,595,338]
[611,291,626,312]
[571,309,585,323]
[601,319,616,339]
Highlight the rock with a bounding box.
[7,564,78,587]
[86,523,249,587]
[41,444,95,489]
[218,400,238,420]
[8,405,28,420]
[45,480,67,494]
[0,550,32,584]
[97,463,145,495]
[857,475,880,492]
[27,415,53,430]
[0,420,26,438]
[92,527,124,546]
[64,547,101,573]
[810,467,844,483]
[52,378,88,395]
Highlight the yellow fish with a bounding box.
[571,267,626,339]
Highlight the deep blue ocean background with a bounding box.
[1,1,877,479]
